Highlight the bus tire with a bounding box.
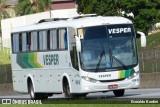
[28,81,38,99]
[28,82,48,100]
[40,93,48,100]
[113,89,125,97]
[63,80,72,98]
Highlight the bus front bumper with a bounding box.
[80,75,140,93]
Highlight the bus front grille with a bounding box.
[99,78,125,82]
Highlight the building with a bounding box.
[4,0,76,16]
[4,0,18,18]
[1,0,78,48]
[51,0,76,10]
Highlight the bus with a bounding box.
[11,15,146,99]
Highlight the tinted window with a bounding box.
[50,29,58,50]
[39,31,47,50]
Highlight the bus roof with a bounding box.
[11,16,132,33]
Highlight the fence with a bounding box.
[139,48,160,73]
[0,64,12,84]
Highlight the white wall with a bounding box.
[1,8,79,48]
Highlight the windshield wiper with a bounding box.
[109,46,128,70]
[112,55,128,69]
[95,50,105,72]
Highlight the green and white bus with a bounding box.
[11,15,146,99]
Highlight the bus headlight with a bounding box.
[127,71,139,79]
[81,76,98,83]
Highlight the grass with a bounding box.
[0,104,159,107]
[137,32,160,49]
[0,46,11,65]
[42,98,160,104]
[137,32,160,73]
[0,45,12,83]
[43,98,130,104]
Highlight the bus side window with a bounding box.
[49,29,57,50]
[47,30,50,50]
[30,31,38,51]
[39,30,47,51]
[12,33,19,53]
[27,32,31,51]
[64,29,68,49]
[22,33,27,52]
[19,33,22,52]
[58,28,68,50]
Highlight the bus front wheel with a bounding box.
[113,89,125,97]
[63,80,71,98]
[63,81,87,98]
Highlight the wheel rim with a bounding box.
[66,84,70,95]
[30,83,35,98]
[64,81,70,97]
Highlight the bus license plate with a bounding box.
[108,84,118,89]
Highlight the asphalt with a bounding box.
[0,88,160,99]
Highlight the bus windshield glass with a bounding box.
[79,24,137,72]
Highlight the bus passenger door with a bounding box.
[68,27,81,93]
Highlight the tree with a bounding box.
[0,0,10,50]
[76,0,160,35]
[15,0,51,16]
[76,0,121,16]
[0,0,10,19]
[0,0,10,35]
[121,0,160,34]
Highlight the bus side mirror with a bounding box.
[137,31,146,47]
[75,36,81,52]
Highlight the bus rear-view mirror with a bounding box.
[137,31,146,47]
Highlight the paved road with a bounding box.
[0,88,160,99]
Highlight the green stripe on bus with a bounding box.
[28,53,38,68]
[120,70,125,78]
[17,53,43,69]
[125,69,130,78]
[33,53,43,68]
[23,54,34,68]
[118,69,135,79]
[17,54,28,68]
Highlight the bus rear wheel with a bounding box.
[113,89,125,97]
[28,82,48,100]
[28,81,37,99]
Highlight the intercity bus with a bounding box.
[11,15,146,99]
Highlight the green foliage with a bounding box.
[121,0,160,35]
[0,47,11,65]
[137,32,160,49]
[76,0,122,16]
[0,0,10,20]
[76,0,160,35]
[0,0,10,35]
[15,0,51,16]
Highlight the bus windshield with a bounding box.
[79,24,138,72]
